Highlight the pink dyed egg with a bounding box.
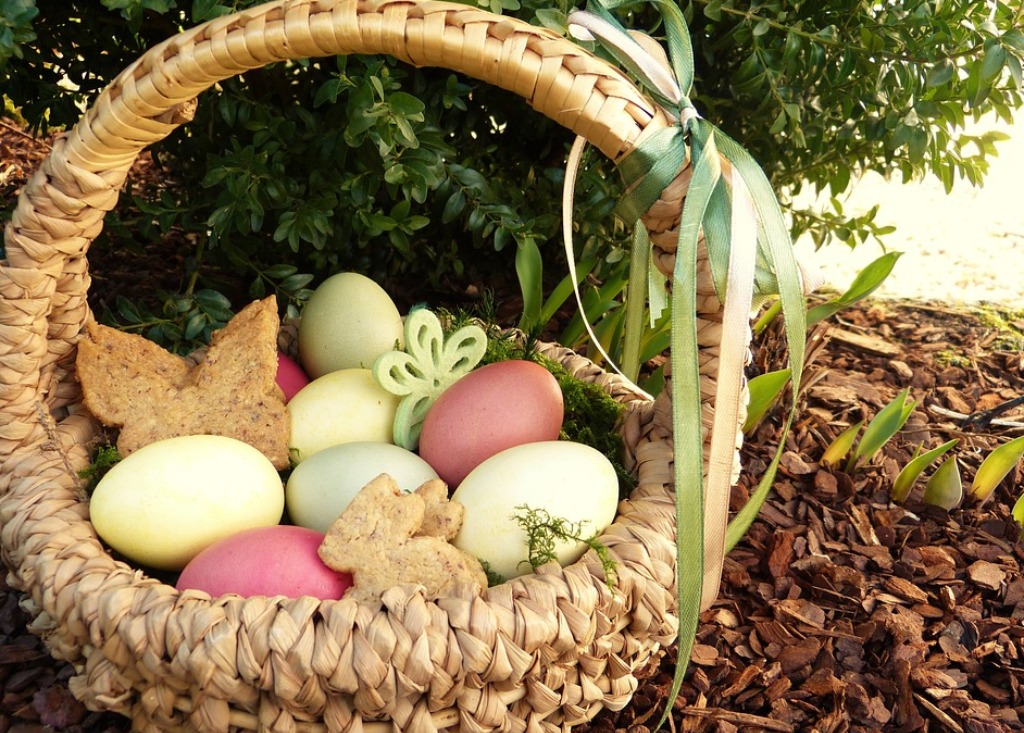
[176,525,351,599]
[277,352,310,402]
[419,360,563,487]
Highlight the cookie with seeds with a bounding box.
[319,474,486,603]
[76,296,290,469]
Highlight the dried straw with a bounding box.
[0,1,737,730]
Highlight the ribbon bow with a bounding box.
[562,2,808,723]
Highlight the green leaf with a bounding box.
[534,8,564,32]
[852,388,915,467]
[115,295,143,324]
[806,252,902,325]
[821,420,862,468]
[926,61,955,88]
[967,58,992,108]
[923,457,963,511]
[249,277,267,300]
[1003,29,1024,53]
[184,312,207,341]
[442,190,466,223]
[194,289,232,312]
[280,273,314,292]
[1008,54,1023,90]
[1012,493,1024,528]
[981,43,1007,81]
[891,439,959,503]
[389,91,426,118]
[538,256,599,328]
[515,238,544,332]
[263,263,298,279]
[970,434,1024,503]
[314,77,346,107]
[742,369,792,434]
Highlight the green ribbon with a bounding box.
[569,2,807,728]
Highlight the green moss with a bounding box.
[479,560,505,587]
[511,505,617,588]
[935,349,972,368]
[973,305,1024,352]
[78,444,122,492]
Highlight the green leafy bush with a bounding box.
[2,0,1022,342]
[2,0,616,319]
[675,0,1024,248]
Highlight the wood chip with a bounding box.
[828,327,903,356]
[967,560,1007,591]
[883,576,930,604]
[776,637,822,674]
[690,644,720,666]
[889,359,915,379]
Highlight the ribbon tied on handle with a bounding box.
[562,1,808,723]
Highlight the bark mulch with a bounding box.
[2,122,1023,733]
[587,302,1024,733]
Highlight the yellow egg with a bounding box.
[451,441,620,580]
[288,369,400,462]
[298,272,404,378]
[89,435,284,571]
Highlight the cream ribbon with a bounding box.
[562,135,654,401]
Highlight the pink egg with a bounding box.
[176,525,352,599]
[419,360,563,487]
[277,352,310,402]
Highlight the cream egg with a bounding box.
[89,435,285,571]
[288,369,400,462]
[298,272,404,378]
[286,442,439,532]
[451,441,619,580]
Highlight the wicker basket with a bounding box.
[0,1,742,731]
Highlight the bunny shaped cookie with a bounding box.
[318,474,487,602]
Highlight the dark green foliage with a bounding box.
[78,444,122,493]
[109,288,237,356]
[0,0,37,68]
[2,0,1022,337]
[2,0,619,327]
[673,0,1024,248]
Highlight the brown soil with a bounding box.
[3,122,1024,733]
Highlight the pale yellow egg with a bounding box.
[89,435,284,571]
[298,272,404,378]
[451,441,620,580]
[287,369,400,462]
[286,442,439,532]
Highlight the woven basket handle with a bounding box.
[0,0,683,437]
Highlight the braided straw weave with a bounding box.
[0,1,743,730]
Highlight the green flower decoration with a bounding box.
[372,308,487,450]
